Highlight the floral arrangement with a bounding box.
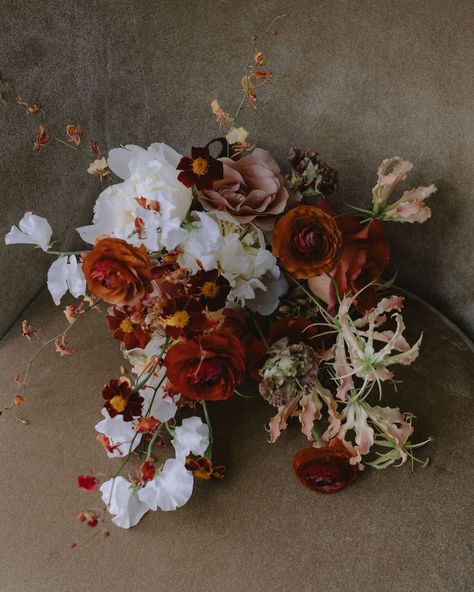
[1,16,436,535]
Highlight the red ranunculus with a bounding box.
[308,199,390,313]
[293,439,359,494]
[269,317,319,347]
[164,331,246,401]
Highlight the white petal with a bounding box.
[138,458,193,512]
[108,145,147,179]
[5,226,39,247]
[5,212,52,251]
[148,142,182,168]
[76,223,107,244]
[47,257,69,305]
[66,255,86,298]
[172,416,209,459]
[95,409,141,458]
[140,369,178,422]
[100,477,149,529]
[246,269,288,316]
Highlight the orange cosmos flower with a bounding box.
[33,126,49,152]
[66,124,82,146]
[272,205,343,279]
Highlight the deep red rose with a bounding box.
[269,317,319,347]
[164,331,246,401]
[309,199,390,313]
[293,439,359,494]
[220,309,266,382]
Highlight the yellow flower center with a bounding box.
[110,395,127,413]
[201,281,219,298]
[119,317,135,333]
[166,310,190,328]
[192,157,209,176]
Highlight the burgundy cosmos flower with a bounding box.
[102,377,143,421]
[293,439,359,494]
[160,294,212,340]
[106,307,151,350]
[177,146,224,190]
[185,269,230,311]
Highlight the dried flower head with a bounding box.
[288,147,338,197]
[259,338,319,407]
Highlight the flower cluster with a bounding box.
[3,16,437,533]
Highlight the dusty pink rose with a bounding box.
[197,148,291,230]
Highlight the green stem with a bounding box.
[311,427,324,448]
[16,299,101,397]
[234,389,258,399]
[46,250,87,257]
[248,311,269,347]
[232,14,288,127]
[146,427,163,461]
[202,401,213,459]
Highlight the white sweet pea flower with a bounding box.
[138,458,193,512]
[172,416,210,459]
[226,126,249,145]
[212,212,280,306]
[140,367,179,423]
[123,334,167,374]
[245,266,288,316]
[177,211,223,273]
[108,143,181,181]
[95,408,141,458]
[47,255,86,305]
[5,212,52,251]
[77,142,192,250]
[100,477,149,528]
[87,157,108,177]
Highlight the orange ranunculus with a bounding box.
[82,238,153,306]
[164,331,246,401]
[308,199,390,313]
[272,205,343,279]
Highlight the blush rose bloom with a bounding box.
[308,199,390,313]
[197,148,291,230]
